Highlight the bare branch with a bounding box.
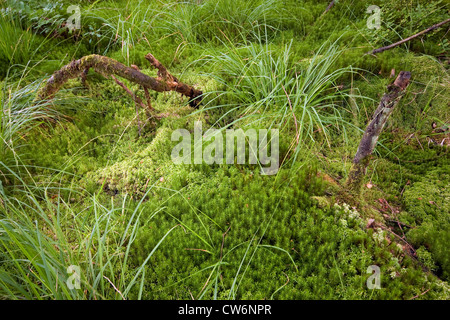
[366,18,450,55]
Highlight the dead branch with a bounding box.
[111,75,144,135]
[36,54,203,108]
[111,75,146,110]
[322,1,336,16]
[346,71,411,194]
[131,64,153,111]
[145,53,178,82]
[366,18,450,55]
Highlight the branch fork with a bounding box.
[36,53,203,112]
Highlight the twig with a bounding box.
[400,180,411,197]
[103,276,126,300]
[346,71,411,194]
[111,75,146,109]
[80,68,89,87]
[188,288,195,300]
[220,225,231,260]
[143,87,152,111]
[409,288,430,300]
[131,64,154,113]
[366,18,450,55]
[145,53,177,82]
[379,225,418,261]
[380,198,406,238]
[136,103,141,136]
[385,218,413,229]
[111,75,144,136]
[322,0,336,16]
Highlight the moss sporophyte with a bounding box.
[171,121,279,175]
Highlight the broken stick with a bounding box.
[366,18,450,55]
[346,71,411,194]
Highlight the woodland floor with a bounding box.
[0,0,449,300]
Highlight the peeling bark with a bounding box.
[36,54,203,108]
[346,71,411,194]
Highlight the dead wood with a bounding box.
[322,1,336,16]
[366,18,450,55]
[36,53,203,109]
[346,71,411,194]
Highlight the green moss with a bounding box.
[118,163,447,299]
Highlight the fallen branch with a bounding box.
[111,75,147,110]
[111,75,143,135]
[366,18,450,55]
[131,64,154,111]
[346,71,411,194]
[36,54,203,108]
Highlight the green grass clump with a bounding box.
[195,36,360,169]
[0,172,176,299]
[0,9,49,78]
[0,77,66,187]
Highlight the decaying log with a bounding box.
[36,54,203,108]
[346,71,411,194]
[366,18,450,55]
